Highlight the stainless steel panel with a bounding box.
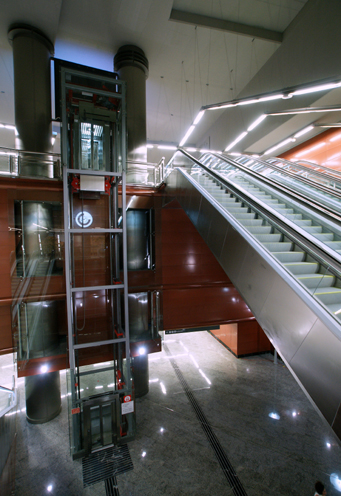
[166,167,341,441]
[290,318,341,425]
[258,274,318,361]
[128,292,148,339]
[126,210,149,271]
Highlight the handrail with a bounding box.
[228,154,341,200]
[215,153,341,220]
[266,156,341,183]
[273,156,341,180]
[177,148,341,274]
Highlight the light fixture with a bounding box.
[40,365,48,374]
[294,125,314,138]
[208,103,236,110]
[264,138,296,155]
[269,105,341,116]
[258,94,284,102]
[290,81,341,96]
[146,144,154,149]
[160,382,167,394]
[186,147,198,152]
[230,152,241,156]
[268,412,280,420]
[193,110,205,125]
[225,131,248,152]
[179,125,195,146]
[247,114,267,131]
[158,145,177,150]
[138,347,146,355]
[142,451,146,457]
[47,484,53,492]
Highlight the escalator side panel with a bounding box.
[290,318,341,426]
[166,168,341,441]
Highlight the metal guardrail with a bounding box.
[0,147,62,179]
[0,147,165,187]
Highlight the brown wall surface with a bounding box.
[160,201,259,332]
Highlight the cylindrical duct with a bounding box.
[114,45,148,163]
[25,371,61,424]
[133,355,149,398]
[8,25,54,154]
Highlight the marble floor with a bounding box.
[11,331,341,495]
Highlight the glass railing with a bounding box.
[126,157,165,187]
[225,154,341,211]
[0,146,62,179]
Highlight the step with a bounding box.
[273,251,305,263]
[246,225,273,235]
[284,262,319,275]
[298,274,334,289]
[303,225,323,234]
[237,218,264,227]
[314,287,341,305]
[312,233,335,241]
[254,233,282,243]
[324,303,341,319]
[264,242,293,252]
[324,241,341,250]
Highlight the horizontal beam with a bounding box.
[169,9,283,43]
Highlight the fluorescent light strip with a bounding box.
[225,131,248,152]
[158,145,177,150]
[193,110,205,125]
[186,147,197,152]
[291,81,341,96]
[264,138,296,155]
[146,144,154,149]
[179,125,195,147]
[258,94,283,102]
[294,125,314,138]
[270,106,341,116]
[247,114,267,131]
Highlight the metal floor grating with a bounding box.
[105,476,120,495]
[82,445,133,487]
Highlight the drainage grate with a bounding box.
[105,476,120,495]
[164,344,248,496]
[82,445,133,487]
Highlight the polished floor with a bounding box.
[13,331,341,495]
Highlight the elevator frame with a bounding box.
[59,64,135,458]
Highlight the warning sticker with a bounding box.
[121,400,134,415]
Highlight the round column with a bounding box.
[25,371,61,424]
[133,355,149,398]
[114,45,149,163]
[8,25,54,154]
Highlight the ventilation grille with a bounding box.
[82,445,133,487]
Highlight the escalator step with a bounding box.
[273,251,305,263]
[298,274,334,289]
[284,262,319,275]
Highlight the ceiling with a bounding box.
[2,0,341,162]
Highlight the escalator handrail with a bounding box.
[170,166,341,343]
[226,153,341,202]
[215,153,341,219]
[177,149,341,274]
[269,156,341,181]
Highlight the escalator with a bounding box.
[165,150,341,442]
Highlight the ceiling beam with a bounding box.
[169,9,283,43]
